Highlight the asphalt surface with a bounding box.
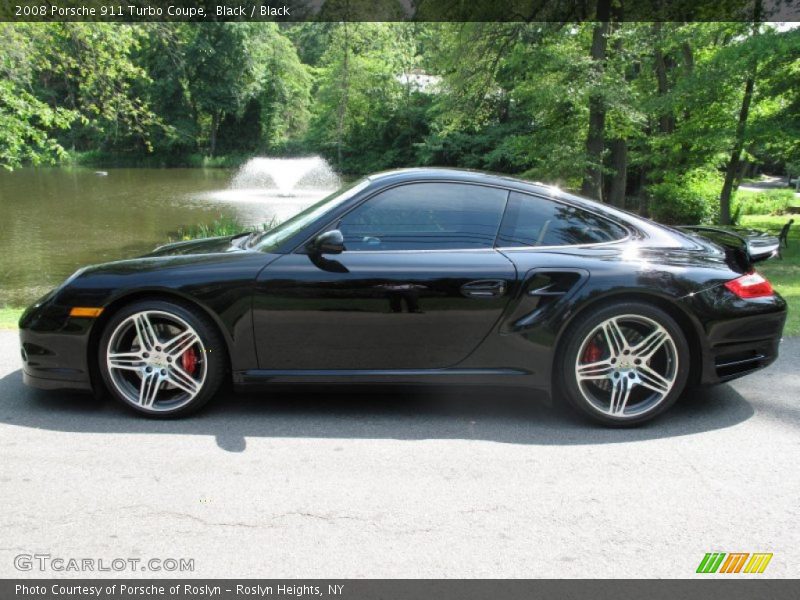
[1,329,798,578]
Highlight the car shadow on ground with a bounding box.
[0,369,755,452]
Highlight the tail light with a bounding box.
[724,271,774,299]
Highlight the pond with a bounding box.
[0,164,337,306]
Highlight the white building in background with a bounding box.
[396,71,442,94]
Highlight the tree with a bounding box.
[0,24,75,169]
[185,23,311,156]
[35,23,161,153]
[580,0,611,201]
[719,2,762,224]
[308,23,418,173]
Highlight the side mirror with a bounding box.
[309,229,344,255]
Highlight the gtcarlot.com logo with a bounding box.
[14,554,194,573]
[697,552,773,574]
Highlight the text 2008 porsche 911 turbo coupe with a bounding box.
[19,169,787,425]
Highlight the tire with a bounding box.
[98,299,226,417]
[558,301,690,426]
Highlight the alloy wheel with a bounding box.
[105,310,207,412]
[574,314,679,418]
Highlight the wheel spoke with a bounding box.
[108,351,145,372]
[602,318,628,357]
[163,330,200,358]
[138,370,161,407]
[636,364,672,396]
[576,359,614,381]
[133,313,159,352]
[631,328,668,361]
[165,365,201,397]
[609,376,633,415]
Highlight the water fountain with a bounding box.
[231,156,340,194]
[198,156,341,226]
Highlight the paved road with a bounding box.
[1,330,798,578]
[739,174,799,197]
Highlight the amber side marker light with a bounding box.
[69,307,104,318]
[724,271,775,299]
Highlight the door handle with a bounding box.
[460,279,507,299]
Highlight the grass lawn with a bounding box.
[0,307,23,330]
[740,214,799,336]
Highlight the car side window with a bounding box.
[337,183,509,251]
[496,191,628,247]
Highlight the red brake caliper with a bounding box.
[582,340,602,363]
[181,346,198,375]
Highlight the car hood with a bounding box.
[146,234,248,257]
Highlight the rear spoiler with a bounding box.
[677,225,779,270]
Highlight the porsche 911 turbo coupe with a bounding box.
[19,168,787,425]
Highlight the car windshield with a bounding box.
[249,178,370,252]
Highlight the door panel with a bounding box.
[253,250,517,370]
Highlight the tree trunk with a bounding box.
[605,21,628,208]
[335,22,350,171]
[580,6,610,201]
[720,9,761,225]
[608,138,628,208]
[209,111,220,157]
[679,40,695,161]
[719,73,755,224]
[652,23,675,134]
[638,168,650,217]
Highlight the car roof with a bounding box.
[366,167,556,194]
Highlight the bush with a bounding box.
[647,169,723,225]
[169,217,278,242]
[171,216,247,241]
[733,189,794,216]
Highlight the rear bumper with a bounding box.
[694,300,787,385]
[704,321,784,383]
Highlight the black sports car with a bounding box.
[19,168,787,425]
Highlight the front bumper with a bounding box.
[23,370,92,391]
[19,308,95,392]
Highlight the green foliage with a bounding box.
[1,20,799,221]
[0,24,76,169]
[734,189,795,215]
[171,216,278,241]
[172,217,247,241]
[647,169,724,225]
[306,23,426,173]
[421,23,587,182]
[740,214,800,336]
[185,23,312,156]
[40,23,163,152]
[0,307,23,329]
[0,80,74,169]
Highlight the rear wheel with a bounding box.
[559,302,690,426]
[98,300,226,417]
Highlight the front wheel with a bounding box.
[558,302,690,426]
[98,300,226,417]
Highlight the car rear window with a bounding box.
[496,191,628,247]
